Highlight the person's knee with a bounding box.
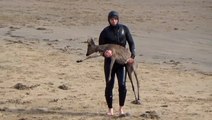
[105,84,114,94]
[119,85,127,93]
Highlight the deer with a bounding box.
[84,38,141,104]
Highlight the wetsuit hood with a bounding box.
[108,11,119,26]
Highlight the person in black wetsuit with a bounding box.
[99,11,136,116]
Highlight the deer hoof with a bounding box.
[131,99,141,105]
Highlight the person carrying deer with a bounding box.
[99,10,136,116]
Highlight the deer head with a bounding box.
[86,38,96,56]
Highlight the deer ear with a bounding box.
[91,38,94,43]
[88,38,95,45]
[87,38,92,43]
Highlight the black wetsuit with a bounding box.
[99,24,135,108]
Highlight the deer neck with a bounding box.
[95,45,107,53]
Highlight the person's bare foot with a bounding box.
[107,108,114,116]
[119,106,124,115]
[119,107,130,117]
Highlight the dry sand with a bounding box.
[0,0,212,120]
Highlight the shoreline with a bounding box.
[1,25,211,74]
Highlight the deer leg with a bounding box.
[133,69,141,104]
[76,54,101,63]
[134,70,140,100]
[126,65,138,102]
[108,58,115,82]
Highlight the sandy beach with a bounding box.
[0,0,212,120]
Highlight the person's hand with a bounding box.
[126,58,134,64]
[104,50,113,58]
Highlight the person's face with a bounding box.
[109,17,118,26]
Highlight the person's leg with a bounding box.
[116,65,127,114]
[104,59,116,115]
[105,80,115,115]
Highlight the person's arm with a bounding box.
[124,26,136,58]
[99,29,112,57]
[99,29,105,45]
